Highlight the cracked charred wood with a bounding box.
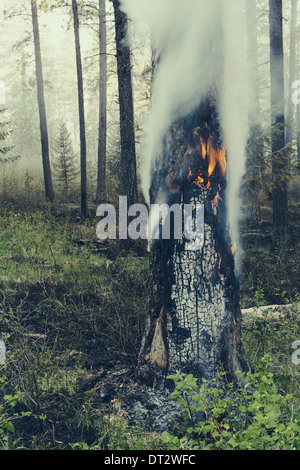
[138,92,249,386]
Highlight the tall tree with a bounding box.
[72,0,87,215]
[286,0,297,148]
[31,0,54,201]
[269,0,288,238]
[96,0,107,203]
[111,0,137,207]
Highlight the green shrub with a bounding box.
[162,355,300,451]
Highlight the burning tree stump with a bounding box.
[138,92,249,386]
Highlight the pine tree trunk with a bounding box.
[96,0,107,203]
[112,0,138,208]
[31,0,54,202]
[138,95,249,386]
[269,0,288,238]
[72,0,87,215]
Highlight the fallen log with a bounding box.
[241,303,300,324]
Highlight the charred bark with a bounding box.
[138,93,249,386]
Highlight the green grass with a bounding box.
[0,209,106,285]
[0,203,299,450]
[0,206,149,358]
[0,205,152,449]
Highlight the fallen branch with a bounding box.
[241,303,300,324]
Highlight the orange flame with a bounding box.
[218,252,222,275]
[212,184,222,207]
[201,139,207,160]
[192,172,205,186]
[187,139,226,190]
[207,140,226,179]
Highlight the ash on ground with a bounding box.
[79,364,183,433]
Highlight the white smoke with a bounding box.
[120,0,252,267]
[219,0,250,269]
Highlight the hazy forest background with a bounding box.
[0,0,299,451]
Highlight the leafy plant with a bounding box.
[162,355,300,450]
[0,364,32,449]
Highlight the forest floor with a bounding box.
[0,197,299,450]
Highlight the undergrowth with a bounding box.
[162,355,300,451]
[0,203,299,450]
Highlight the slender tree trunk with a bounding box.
[112,0,138,207]
[286,0,297,147]
[96,0,107,203]
[269,0,288,238]
[31,0,54,202]
[72,0,87,216]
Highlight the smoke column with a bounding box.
[120,0,253,272]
